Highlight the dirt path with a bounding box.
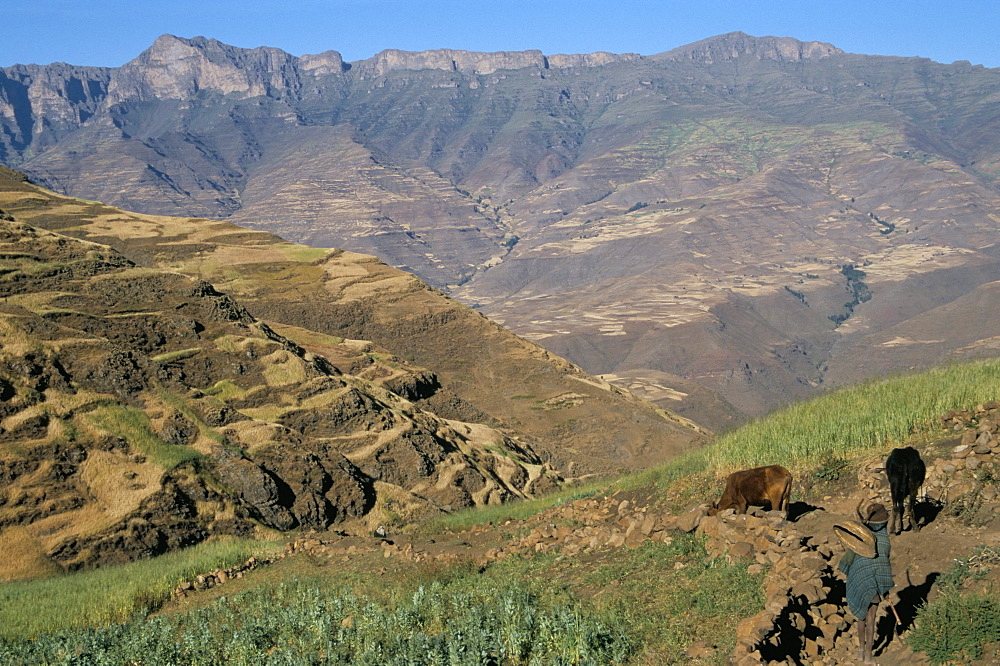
[791,486,999,665]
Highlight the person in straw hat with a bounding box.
[837,501,894,664]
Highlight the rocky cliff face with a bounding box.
[3,32,1000,426]
[0,64,110,162]
[106,35,305,103]
[657,31,842,63]
[361,48,546,76]
[354,48,641,76]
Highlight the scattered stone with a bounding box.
[676,505,708,532]
[729,541,754,561]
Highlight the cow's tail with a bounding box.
[887,459,907,505]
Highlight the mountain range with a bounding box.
[3,31,1000,429]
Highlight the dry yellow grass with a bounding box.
[358,481,445,531]
[1,451,164,561]
[266,321,345,348]
[78,450,163,523]
[203,379,248,400]
[0,527,62,582]
[0,403,50,433]
[84,265,170,285]
[220,421,279,451]
[0,318,43,352]
[29,505,112,553]
[3,291,81,310]
[237,403,290,423]
[260,349,309,387]
[214,333,279,356]
[319,252,419,303]
[297,385,350,410]
[150,348,201,363]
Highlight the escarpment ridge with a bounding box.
[3,32,1000,428]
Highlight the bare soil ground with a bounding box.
[793,492,1000,665]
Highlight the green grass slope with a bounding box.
[3,357,998,663]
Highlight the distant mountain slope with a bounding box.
[0,166,702,578]
[3,32,999,424]
[0,166,700,465]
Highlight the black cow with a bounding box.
[885,446,925,535]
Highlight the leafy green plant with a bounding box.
[0,577,635,664]
[907,549,1000,664]
[574,534,765,664]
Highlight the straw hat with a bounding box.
[834,520,876,558]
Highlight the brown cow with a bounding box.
[709,465,792,518]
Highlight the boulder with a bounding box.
[677,504,709,532]
[728,541,755,561]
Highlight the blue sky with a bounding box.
[4,0,998,69]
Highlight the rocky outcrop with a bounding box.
[299,50,346,75]
[0,64,111,162]
[658,31,842,63]
[211,451,296,531]
[546,52,640,68]
[359,48,547,76]
[354,47,645,76]
[255,448,374,528]
[924,403,1000,524]
[106,35,303,103]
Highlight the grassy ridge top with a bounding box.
[439,356,1000,529]
[708,357,1000,472]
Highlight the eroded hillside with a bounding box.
[0,167,703,579]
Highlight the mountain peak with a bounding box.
[659,31,842,63]
[300,50,346,75]
[107,34,301,103]
[145,33,202,59]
